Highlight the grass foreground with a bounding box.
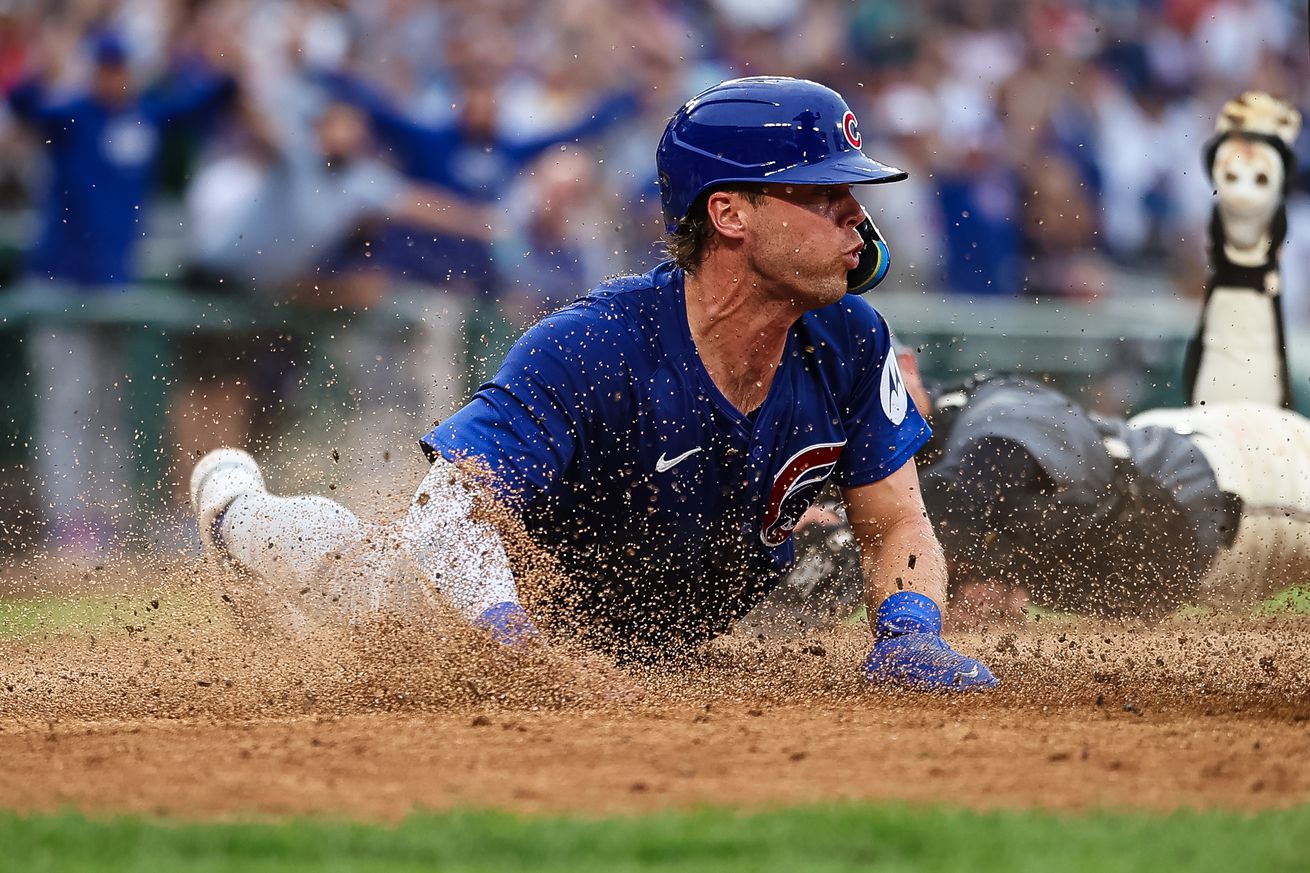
[3,803,1309,873]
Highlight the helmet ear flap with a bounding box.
[848,210,891,294]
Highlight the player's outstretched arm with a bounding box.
[843,459,998,691]
[400,456,539,646]
[400,458,641,701]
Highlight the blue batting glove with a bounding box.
[863,591,998,691]
[474,602,540,647]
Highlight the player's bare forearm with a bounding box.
[842,458,949,612]
[853,513,948,611]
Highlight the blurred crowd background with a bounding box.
[0,0,1306,558]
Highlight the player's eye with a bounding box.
[1225,172,1238,182]
[1256,172,1269,186]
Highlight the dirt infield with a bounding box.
[2,559,1309,820]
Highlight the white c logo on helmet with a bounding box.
[842,111,862,149]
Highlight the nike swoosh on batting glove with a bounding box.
[474,602,540,647]
[863,591,998,691]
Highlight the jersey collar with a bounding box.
[665,264,797,432]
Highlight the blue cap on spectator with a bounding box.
[92,33,130,67]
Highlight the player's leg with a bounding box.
[190,448,367,597]
[192,448,526,637]
[1187,93,1301,408]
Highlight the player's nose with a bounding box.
[837,188,863,228]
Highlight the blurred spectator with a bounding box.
[10,31,233,285]
[322,67,638,298]
[7,21,234,555]
[188,88,490,307]
[499,148,608,327]
[1018,155,1110,299]
[1091,44,1211,267]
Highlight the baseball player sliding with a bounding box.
[904,92,1310,620]
[191,77,998,691]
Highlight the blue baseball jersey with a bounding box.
[8,71,234,286]
[421,261,929,656]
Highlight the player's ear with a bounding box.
[704,190,750,241]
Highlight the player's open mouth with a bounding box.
[842,246,863,270]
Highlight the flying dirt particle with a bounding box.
[416,492,431,507]
[331,449,340,463]
[789,751,807,762]
[629,782,648,793]
[471,715,492,727]
[196,680,212,688]
[1095,694,1104,706]
[1259,655,1277,676]
[747,709,763,717]
[149,600,159,611]
[1048,751,1071,762]
[1123,702,1137,713]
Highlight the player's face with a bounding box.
[744,183,866,308]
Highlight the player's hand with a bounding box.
[864,631,997,691]
[474,602,539,647]
[863,591,998,691]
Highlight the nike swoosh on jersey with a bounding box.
[655,447,703,472]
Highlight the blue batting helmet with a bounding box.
[656,76,906,233]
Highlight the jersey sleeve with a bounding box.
[831,299,932,487]
[6,79,79,132]
[419,307,598,508]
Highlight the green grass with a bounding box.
[2,804,1308,872]
[0,594,127,640]
[1256,585,1310,615]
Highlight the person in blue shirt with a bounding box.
[321,70,638,295]
[189,77,997,692]
[10,31,234,555]
[8,33,235,286]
